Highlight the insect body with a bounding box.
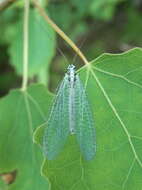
[43,64,96,160]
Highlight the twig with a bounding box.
[32,0,89,66]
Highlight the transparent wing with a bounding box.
[74,75,96,160]
[43,75,70,160]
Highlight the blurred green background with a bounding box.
[0,0,142,96]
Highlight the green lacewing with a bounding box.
[43,64,96,160]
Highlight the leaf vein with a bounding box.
[122,158,135,189]
[90,68,142,169]
[94,66,142,89]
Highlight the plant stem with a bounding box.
[22,0,30,91]
[32,0,89,66]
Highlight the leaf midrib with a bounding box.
[88,66,142,169]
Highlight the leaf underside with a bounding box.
[1,48,142,190]
[35,47,142,190]
[0,84,52,190]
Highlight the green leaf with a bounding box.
[0,84,53,190]
[9,9,56,77]
[34,48,142,189]
[48,3,74,32]
[122,8,142,45]
[89,0,122,21]
[71,0,93,17]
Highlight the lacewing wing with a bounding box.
[43,64,96,160]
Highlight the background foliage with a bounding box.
[0,0,142,94]
[0,0,142,189]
